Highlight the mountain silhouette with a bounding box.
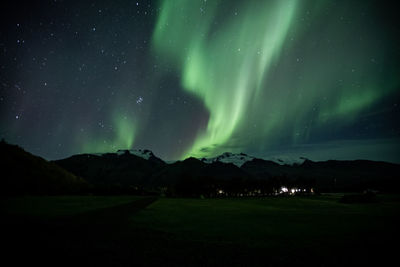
[54,150,166,190]
[4,142,398,196]
[0,140,87,196]
[242,157,400,192]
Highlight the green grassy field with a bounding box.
[1,194,399,266]
[129,195,399,264]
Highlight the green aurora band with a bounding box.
[80,113,136,154]
[152,0,397,159]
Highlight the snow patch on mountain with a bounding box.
[201,152,256,167]
[200,152,308,167]
[264,155,307,166]
[93,149,306,166]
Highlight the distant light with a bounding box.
[291,189,295,194]
[218,189,223,194]
[281,187,288,193]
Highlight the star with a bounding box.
[136,97,143,104]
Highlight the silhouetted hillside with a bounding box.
[0,140,88,196]
[53,149,400,196]
[54,150,166,190]
[242,158,400,192]
[147,157,254,197]
[150,157,206,186]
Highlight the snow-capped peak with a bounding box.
[200,152,308,167]
[201,152,255,167]
[264,155,307,166]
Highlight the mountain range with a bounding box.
[54,149,400,195]
[1,140,398,196]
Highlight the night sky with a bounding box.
[0,0,399,162]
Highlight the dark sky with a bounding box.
[0,0,399,162]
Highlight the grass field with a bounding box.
[129,194,400,265]
[1,194,399,266]
[131,195,400,245]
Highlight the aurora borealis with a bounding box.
[0,0,399,162]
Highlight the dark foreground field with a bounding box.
[1,195,399,266]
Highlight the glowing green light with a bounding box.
[153,0,297,158]
[81,114,136,154]
[151,0,397,159]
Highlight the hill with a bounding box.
[54,150,166,192]
[0,140,88,196]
